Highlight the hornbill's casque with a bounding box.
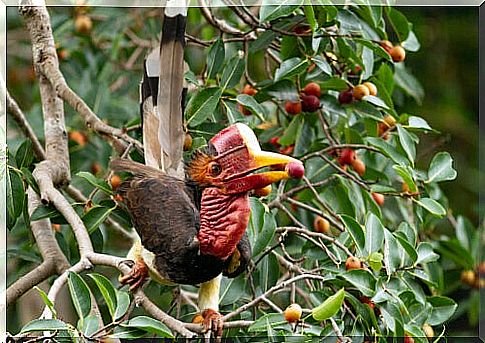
[111,123,305,333]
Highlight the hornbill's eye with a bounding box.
[209,162,222,176]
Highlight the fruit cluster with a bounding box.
[285,82,321,115]
[380,40,406,62]
[338,81,377,105]
[461,262,485,289]
[338,148,365,177]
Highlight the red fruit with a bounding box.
[269,137,280,148]
[359,296,375,309]
[404,335,415,343]
[338,149,356,166]
[69,131,88,146]
[284,303,302,323]
[242,84,257,96]
[302,82,321,97]
[285,100,302,115]
[280,145,294,155]
[286,162,305,179]
[345,256,362,270]
[238,103,252,116]
[301,94,320,112]
[371,192,385,206]
[338,90,353,104]
[352,158,366,177]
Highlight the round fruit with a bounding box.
[285,100,302,115]
[91,162,102,175]
[57,49,69,60]
[353,84,370,100]
[461,270,476,286]
[238,103,252,116]
[371,192,385,206]
[380,40,393,52]
[352,158,366,177]
[269,137,280,148]
[69,130,88,146]
[377,122,388,137]
[52,223,61,232]
[338,148,356,166]
[301,94,320,112]
[75,15,93,34]
[280,145,294,156]
[338,90,353,104]
[404,335,415,343]
[359,296,375,309]
[477,261,485,277]
[313,216,331,234]
[183,133,193,151]
[192,313,204,324]
[284,303,302,323]
[242,84,257,96]
[303,82,321,98]
[286,162,305,179]
[345,256,362,270]
[390,46,406,62]
[253,185,272,197]
[110,175,122,190]
[422,324,434,339]
[362,82,377,96]
[383,114,397,127]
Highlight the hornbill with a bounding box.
[111,123,305,334]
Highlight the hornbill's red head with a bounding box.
[187,123,304,195]
[188,123,305,260]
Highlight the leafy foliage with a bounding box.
[6,3,481,341]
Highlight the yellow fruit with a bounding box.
[351,158,366,177]
[313,216,331,234]
[353,85,370,101]
[110,175,122,190]
[383,114,397,127]
[461,270,476,286]
[362,82,377,96]
[183,133,193,151]
[284,303,302,323]
[75,15,93,34]
[423,324,434,339]
[390,46,406,62]
[345,256,362,270]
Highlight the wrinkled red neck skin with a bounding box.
[197,187,250,260]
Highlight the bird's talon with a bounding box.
[119,259,148,291]
[201,309,223,338]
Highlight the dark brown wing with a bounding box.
[114,160,226,284]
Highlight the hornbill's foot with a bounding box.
[118,258,148,291]
[201,309,223,339]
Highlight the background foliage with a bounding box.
[6,3,482,341]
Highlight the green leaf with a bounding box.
[364,213,384,255]
[407,116,432,131]
[386,7,410,42]
[414,198,446,217]
[186,88,222,127]
[220,52,245,90]
[82,205,116,234]
[34,286,57,319]
[383,229,400,274]
[394,63,424,104]
[109,326,147,339]
[82,315,99,337]
[76,171,113,195]
[396,124,416,165]
[401,30,420,52]
[248,313,288,332]
[311,56,332,75]
[16,139,35,169]
[206,38,225,80]
[303,1,316,31]
[114,291,131,320]
[340,215,365,255]
[320,77,349,91]
[252,212,276,257]
[274,57,309,81]
[366,137,409,166]
[312,288,345,321]
[88,273,117,318]
[426,152,457,184]
[363,95,389,109]
[67,271,92,326]
[279,115,302,146]
[259,0,304,22]
[6,168,25,229]
[416,242,440,264]
[394,232,418,265]
[20,167,40,194]
[341,269,376,297]
[30,204,65,223]
[393,164,418,193]
[368,252,383,272]
[20,319,68,333]
[427,296,457,326]
[123,316,173,338]
[236,94,267,121]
